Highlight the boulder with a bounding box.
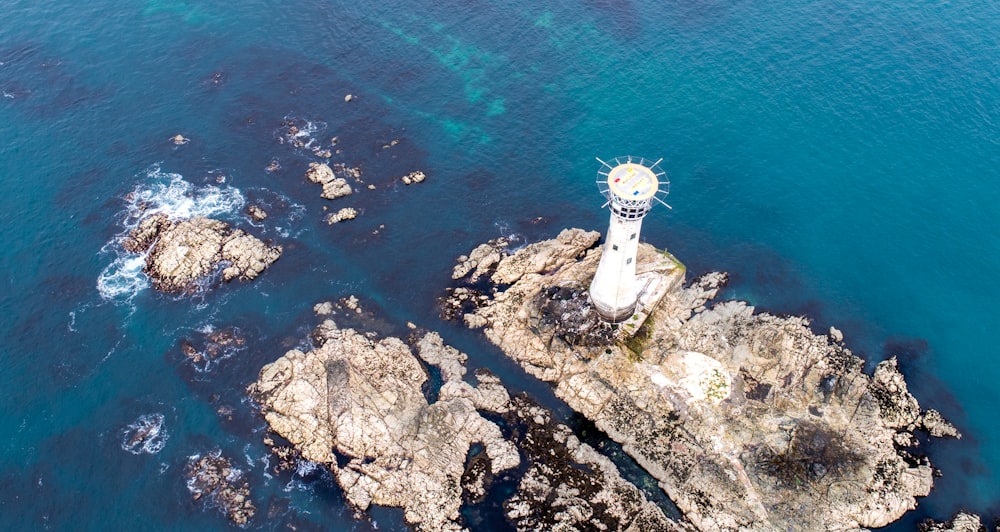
[324,207,358,224]
[246,204,268,222]
[305,162,353,200]
[401,171,426,185]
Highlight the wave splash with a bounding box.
[120,413,169,455]
[96,164,247,303]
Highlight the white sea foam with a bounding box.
[494,220,526,251]
[122,164,245,224]
[97,164,246,303]
[97,251,150,301]
[295,459,321,477]
[120,413,168,455]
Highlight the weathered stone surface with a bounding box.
[249,319,519,531]
[123,215,281,293]
[919,512,987,532]
[451,237,509,282]
[490,227,599,285]
[306,162,353,199]
[447,229,960,531]
[401,171,426,185]
[921,409,961,439]
[246,204,268,222]
[324,207,358,224]
[185,451,256,526]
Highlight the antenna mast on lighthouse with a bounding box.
[588,155,670,322]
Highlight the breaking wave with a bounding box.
[120,413,169,455]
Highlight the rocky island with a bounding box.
[122,213,281,293]
[443,228,961,531]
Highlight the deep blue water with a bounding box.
[2,0,998,529]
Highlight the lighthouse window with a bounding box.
[630,233,636,240]
[612,244,619,251]
[626,258,632,264]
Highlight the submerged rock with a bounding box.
[447,228,960,531]
[185,451,256,526]
[122,214,281,293]
[120,413,168,455]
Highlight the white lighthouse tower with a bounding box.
[588,156,670,322]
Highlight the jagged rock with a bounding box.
[220,231,283,282]
[324,207,358,224]
[490,228,599,285]
[448,228,957,531]
[249,322,519,531]
[451,237,509,282]
[320,179,352,200]
[305,162,353,200]
[172,134,189,145]
[401,171,426,185]
[246,204,268,222]
[921,409,961,439]
[122,213,172,253]
[919,512,986,532]
[871,356,921,429]
[185,451,256,526]
[123,215,281,293]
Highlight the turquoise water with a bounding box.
[2,0,998,528]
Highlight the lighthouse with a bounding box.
[588,156,670,322]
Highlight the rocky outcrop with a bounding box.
[401,171,426,185]
[446,229,960,531]
[185,451,256,526]
[250,304,691,531]
[123,215,281,293]
[324,207,358,224]
[920,512,988,532]
[306,162,353,200]
[451,237,509,283]
[246,204,268,222]
[249,317,519,531]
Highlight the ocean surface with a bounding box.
[2,0,998,529]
